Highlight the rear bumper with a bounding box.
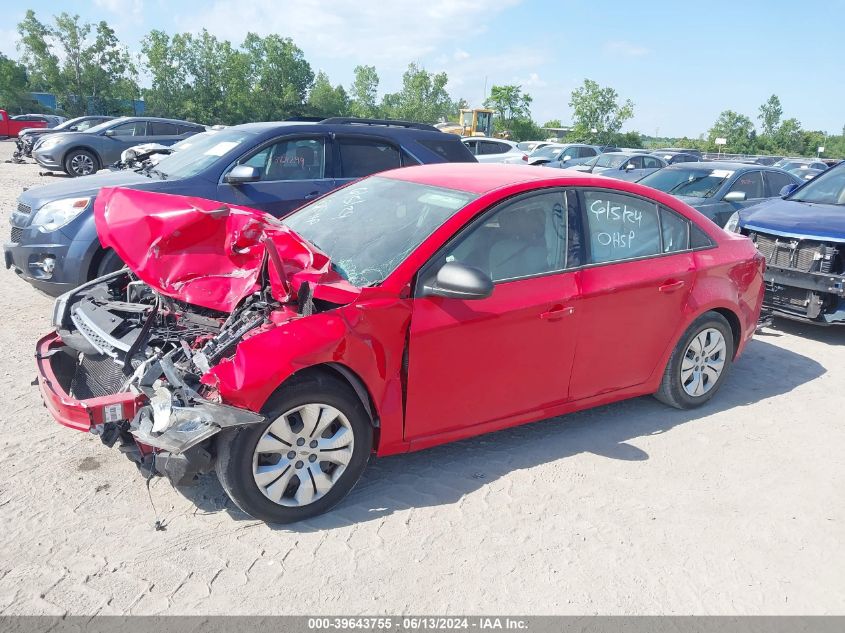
[35,331,145,432]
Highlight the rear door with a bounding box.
[569,188,699,400]
[404,188,582,441]
[148,121,185,147]
[331,135,406,187]
[217,134,334,217]
[103,120,152,162]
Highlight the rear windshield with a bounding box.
[417,138,476,163]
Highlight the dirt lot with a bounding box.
[0,140,842,616]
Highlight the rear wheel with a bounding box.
[215,374,372,523]
[64,149,98,177]
[654,312,734,409]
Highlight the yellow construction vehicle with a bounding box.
[436,108,494,137]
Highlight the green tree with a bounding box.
[307,71,349,118]
[242,32,314,121]
[758,94,783,137]
[140,30,191,118]
[773,117,804,154]
[484,85,532,123]
[569,78,634,144]
[542,119,563,128]
[381,63,455,123]
[16,10,60,92]
[349,65,380,118]
[0,53,32,112]
[707,110,756,153]
[17,11,137,116]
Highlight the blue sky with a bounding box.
[3,0,843,137]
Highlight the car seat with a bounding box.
[489,204,550,281]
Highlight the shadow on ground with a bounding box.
[177,337,825,529]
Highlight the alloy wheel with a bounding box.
[680,327,727,397]
[252,403,354,507]
[70,154,94,175]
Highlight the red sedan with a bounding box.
[37,164,765,523]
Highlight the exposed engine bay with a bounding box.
[47,269,328,484]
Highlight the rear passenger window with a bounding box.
[660,207,690,252]
[418,139,475,162]
[149,122,179,135]
[583,190,661,264]
[337,139,401,178]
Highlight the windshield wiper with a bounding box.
[147,168,168,180]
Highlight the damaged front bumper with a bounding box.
[764,265,845,324]
[36,330,265,483]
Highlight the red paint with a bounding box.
[36,332,145,431]
[0,110,47,138]
[43,164,764,459]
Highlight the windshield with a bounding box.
[284,177,477,286]
[638,167,733,198]
[790,165,845,205]
[153,129,256,179]
[84,119,125,134]
[595,154,628,169]
[533,145,565,159]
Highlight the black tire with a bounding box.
[63,149,99,177]
[96,249,125,278]
[654,311,734,409]
[215,373,373,523]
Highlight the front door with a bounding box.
[218,135,334,217]
[403,189,582,441]
[569,188,698,400]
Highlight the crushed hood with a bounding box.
[94,187,360,312]
[739,198,845,242]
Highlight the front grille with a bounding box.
[70,354,126,399]
[17,202,32,215]
[10,227,22,243]
[752,232,829,273]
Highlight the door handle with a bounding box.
[303,191,320,200]
[658,280,686,293]
[540,305,575,320]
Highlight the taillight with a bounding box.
[522,154,528,161]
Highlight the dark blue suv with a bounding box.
[5,118,475,295]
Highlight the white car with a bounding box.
[462,137,528,163]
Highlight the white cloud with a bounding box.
[187,0,521,67]
[93,0,144,15]
[518,72,547,88]
[453,48,471,61]
[603,40,649,57]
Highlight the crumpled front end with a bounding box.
[37,188,365,484]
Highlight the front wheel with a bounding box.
[654,312,734,409]
[64,149,98,177]
[215,374,373,523]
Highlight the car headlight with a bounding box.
[37,137,61,150]
[31,197,91,233]
[724,211,741,233]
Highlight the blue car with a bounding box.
[4,118,475,296]
[724,162,845,324]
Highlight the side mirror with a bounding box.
[723,191,747,202]
[224,165,261,184]
[423,262,493,300]
[624,163,635,171]
[68,125,79,131]
[104,129,116,137]
[562,155,572,161]
[780,183,799,197]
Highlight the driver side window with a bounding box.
[441,190,575,283]
[237,137,325,181]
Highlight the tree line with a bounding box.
[1,10,842,156]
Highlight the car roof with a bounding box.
[381,163,621,194]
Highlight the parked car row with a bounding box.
[5,118,475,295]
[13,115,115,162]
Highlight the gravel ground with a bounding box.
[0,140,843,616]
